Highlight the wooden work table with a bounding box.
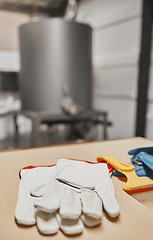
[0,137,153,240]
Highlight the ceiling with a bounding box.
[0,0,80,17]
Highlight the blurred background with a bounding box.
[0,0,153,150]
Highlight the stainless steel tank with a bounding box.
[19,18,92,112]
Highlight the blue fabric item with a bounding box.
[132,151,153,171]
[112,147,153,178]
[113,163,153,177]
[112,169,125,177]
[128,146,153,156]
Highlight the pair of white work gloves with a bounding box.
[15,158,120,235]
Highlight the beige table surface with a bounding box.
[1,137,153,240]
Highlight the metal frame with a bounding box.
[12,109,112,147]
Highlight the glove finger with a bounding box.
[81,190,102,219]
[15,201,36,225]
[36,210,59,235]
[56,213,83,235]
[88,163,120,218]
[98,179,120,218]
[15,179,36,225]
[81,214,101,227]
[101,194,120,218]
[60,188,82,219]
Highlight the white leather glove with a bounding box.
[35,158,119,229]
[15,164,100,236]
[15,158,119,236]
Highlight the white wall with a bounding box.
[77,0,143,140]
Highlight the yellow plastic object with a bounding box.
[97,155,153,194]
